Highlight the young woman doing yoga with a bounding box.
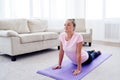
[52,19,101,75]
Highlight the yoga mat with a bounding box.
[37,53,111,80]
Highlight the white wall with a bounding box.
[86,19,120,42]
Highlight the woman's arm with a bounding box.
[52,41,64,70]
[73,42,82,75]
[76,42,82,70]
[58,41,64,66]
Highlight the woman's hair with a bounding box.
[67,19,76,27]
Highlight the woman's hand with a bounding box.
[72,69,81,75]
[52,65,61,70]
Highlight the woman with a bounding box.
[52,19,101,75]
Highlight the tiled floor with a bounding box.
[0,43,120,80]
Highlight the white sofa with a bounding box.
[74,19,92,46]
[0,19,59,61]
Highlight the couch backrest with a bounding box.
[75,19,86,32]
[28,19,48,33]
[0,19,30,33]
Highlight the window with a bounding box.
[4,0,30,18]
[86,0,103,20]
[0,0,85,19]
[105,0,120,18]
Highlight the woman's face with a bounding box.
[64,20,75,33]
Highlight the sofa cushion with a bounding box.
[19,32,58,43]
[40,32,58,40]
[75,19,86,32]
[28,19,48,32]
[19,33,44,43]
[0,30,19,37]
[0,19,30,33]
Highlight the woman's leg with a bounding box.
[82,52,93,65]
[90,51,101,60]
[87,50,95,54]
[82,51,101,65]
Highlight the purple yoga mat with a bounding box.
[37,53,111,80]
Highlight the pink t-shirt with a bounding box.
[59,32,89,64]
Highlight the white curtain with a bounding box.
[0,0,85,19]
[2,0,30,18]
[85,0,103,20]
[105,0,120,18]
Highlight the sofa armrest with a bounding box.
[0,36,20,55]
[0,30,19,37]
[86,28,92,35]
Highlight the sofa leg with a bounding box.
[58,46,60,50]
[84,42,87,44]
[89,42,91,47]
[11,56,16,61]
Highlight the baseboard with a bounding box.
[93,40,120,47]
